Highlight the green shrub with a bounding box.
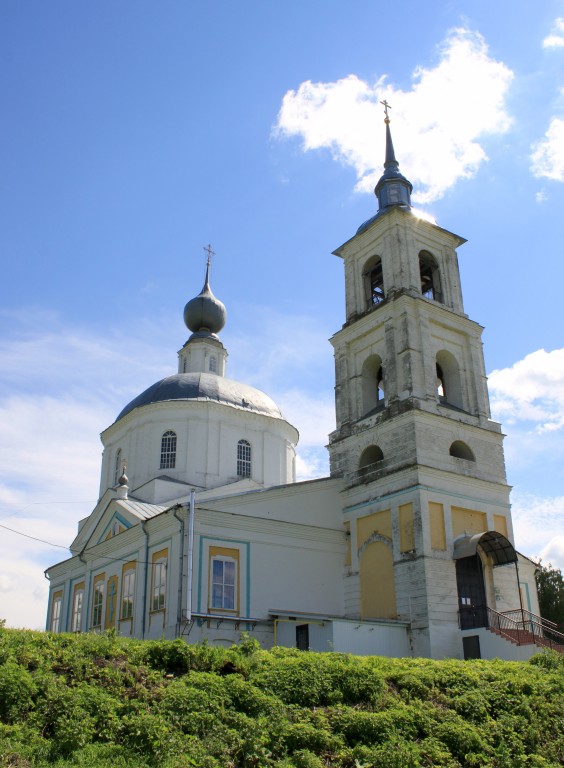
[0,661,36,722]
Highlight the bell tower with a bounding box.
[329,107,516,658]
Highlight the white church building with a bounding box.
[46,117,549,660]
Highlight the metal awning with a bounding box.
[453,531,517,567]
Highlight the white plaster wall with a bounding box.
[461,628,538,661]
[332,620,410,657]
[100,400,297,497]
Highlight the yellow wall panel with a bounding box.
[429,502,446,550]
[360,541,396,619]
[451,506,487,538]
[357,509,392,548]
[493,514,508,538]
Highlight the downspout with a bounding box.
[187,489,196,622]
[43,569,51,631]
[514,559,527,638]
[173,504,188,636]
[141,522,149,639]
[79,549,90,633]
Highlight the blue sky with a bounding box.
[1,1,564,628]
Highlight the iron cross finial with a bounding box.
[203,243,216,269]
[380,100,391,123]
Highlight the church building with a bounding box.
[46,115,546,660]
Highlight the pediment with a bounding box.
[69,491,168,554]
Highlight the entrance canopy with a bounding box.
[453,531,517,567]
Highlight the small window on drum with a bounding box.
[237,440,251,477]
[160,430,177,470]
[209,355,217,373]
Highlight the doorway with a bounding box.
[456,555,487,629]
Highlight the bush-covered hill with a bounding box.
[1,627,564,767]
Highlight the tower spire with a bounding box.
[374,101,412,212]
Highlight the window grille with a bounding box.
[160,430,177,469]
[72,588,83,632]
[121,568,135,619]
[237,439,251,477]
[152,559,167,611]
[51,596,62,633]
[91,580,104,627]
[211,558,236,610]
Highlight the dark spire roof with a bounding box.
[374,109,412,212]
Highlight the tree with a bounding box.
[535,561,564,627]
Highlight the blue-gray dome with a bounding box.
[116,373,282,422]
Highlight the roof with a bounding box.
[453,531,518,567]
[116,372,283,422]
[116,498,170,521]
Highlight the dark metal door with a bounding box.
[456,555,487,629]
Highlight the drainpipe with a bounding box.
[43,569,51,631]
[173,505,187,636]
[186,489,196,622]
[141,522,149,639]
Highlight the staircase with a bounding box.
[486,608,564,653]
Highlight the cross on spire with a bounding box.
[380,100,391,123]
[203,243,215,269]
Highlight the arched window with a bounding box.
[363,256,384,308]
[358,445,384,481]
[436,351,463,409]
[359,445,384,469]
[237,439,252,477]
[436,363,446,402]
[114,448,122,486]
[160,430,177,470]
[361,354,385,416]
[450,441,475,461]
[419,251,443,303]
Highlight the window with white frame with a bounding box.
[50,593,62,633]
[121,564,136,619]
[91,576,105,627]
[160,430,177,470]
[151,555,167,612]
[211,557,237,610]
[71,586,84,632]
[237,439,251,478]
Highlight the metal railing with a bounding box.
[485,607,564,651]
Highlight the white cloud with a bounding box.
[275,28,513,203]
[535,190,548,203]
[543,18,564,48]
[489,348,564,432]
[511,492,564,572]
[530,118,564,181]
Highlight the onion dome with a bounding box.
[118,465,128,487]
[183,262,226,337]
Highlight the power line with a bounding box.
[0,522,69,549]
